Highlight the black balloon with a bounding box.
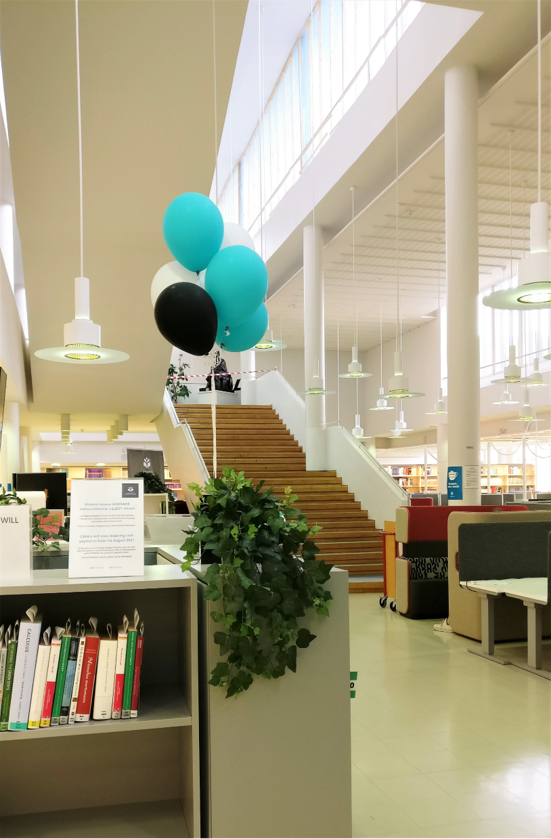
[154,282,218,356]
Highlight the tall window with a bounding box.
[218,0,423,238]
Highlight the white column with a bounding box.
[240,350,256,405]
[0,400,20,488]
[445,66,480,505]
[437,423,448,494]
[303,225,326,470]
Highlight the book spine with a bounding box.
[40,639,61,727]
[60,637,79,724]
[9,619,42,731]
[121,630,137,719]
[0,640,18,731]
[130,636,144,718]
[75,637,99,722]
[68,636,87,724]
[111,635,127,720]
[50,635,71,726]
[0,645,8,718]
[27,645,51,729]
[92,640,117,721]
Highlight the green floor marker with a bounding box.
[350,670,357,699]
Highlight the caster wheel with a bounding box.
[390,601,397,613]
[379,596,388,608]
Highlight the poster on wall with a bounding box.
[464,465,479,490]
[127,449,164,479]
[447,467,463,500]
[69,479,144,578]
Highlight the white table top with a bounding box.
[460,577,548,605]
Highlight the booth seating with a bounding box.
[410,497,433,507]
[394,505,527,620]
[448,510,551,641]
[457,519,551,677]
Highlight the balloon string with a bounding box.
[212,0,219,206]
[75,0,84,277]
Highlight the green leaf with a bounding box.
[296,627,317,648]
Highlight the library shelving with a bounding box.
[384,463,536,494]
[0,565,200,838]
[43,466,184,499]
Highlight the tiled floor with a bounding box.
[350,595,551,839]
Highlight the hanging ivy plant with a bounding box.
[181,467,332,698]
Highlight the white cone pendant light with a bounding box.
[370,297,392,409]
[492,345,522,384]
[388,408,412,437]
[35,0,128,366]
[382,351,424,398]
[339,346,371,379]
[426,387,447,415]
[254,330,287,351]
[484,1,551,310]
[352,414,364,438]
[493,386,519,406]
[520,356,544,386]
[513,388,543,422]
[370,386,393,411]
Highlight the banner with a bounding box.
[127,449,164,479]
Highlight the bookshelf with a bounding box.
[384,463,536,494]
[0,565,200,838]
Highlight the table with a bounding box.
[460,578,550,678]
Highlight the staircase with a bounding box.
[176,404,383,592]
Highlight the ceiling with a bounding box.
[268,32,551,351]
[0,0,247,418]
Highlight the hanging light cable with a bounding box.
[35,0,128,365]
[484,0,551,310]
[340,187,371,379]
[427,238,447,415]
[382,26,424,399]
[370,290,393,410]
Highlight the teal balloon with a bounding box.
[205,245,268,327]
[217,304,268,352]
[163,192,224,272]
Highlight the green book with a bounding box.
[121,609,139,719]
[0,623,20,732]
[51,622,72,726]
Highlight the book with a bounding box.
[75,618,99,723]
[112,617,129,720]
[130,622,145,718]
[28,628,52,729]
[50,620,72,726]
[40,626,64,727]
[0,625,7,718]
[122,609,139,719]
[60,630,80,725]
[0,622,19,731]
[92,624,117,721]
[68,622,87,724]
[9,606,42,731]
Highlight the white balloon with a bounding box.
[220,222,256,252]
[150,261,204,306]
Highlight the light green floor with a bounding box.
[349,595,551,839]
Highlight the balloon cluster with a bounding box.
[152,193,268,355]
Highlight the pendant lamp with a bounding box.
[381,351,424,398]
[35,0,128,366]
[493,386,519,406]
[299,362,335,396]
[340,188,371,380]
[254,330,286,351]
[520,357,544,386]
[513,389,543,422]
[370,298,393,411]
[483,0,551,310]
[426,387,447,415]
[492,345,522,384]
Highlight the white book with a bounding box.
[27,628,52,729]
[111,617,129,720]
[0,625,7,718]
[92,624,117,721]
[8,606,42,731]
[68,625,87,724]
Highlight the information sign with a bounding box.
[447,467,463,500]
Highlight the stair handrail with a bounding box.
[338,425,410,502]
[164,388,210,485]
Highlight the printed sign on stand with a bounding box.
[69,479,144,578]
[447,467,463,500]
[0,504,32,580]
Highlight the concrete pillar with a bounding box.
[240,350,256,405]
[445,66,480,505]
[303,225,326,470]
[437,423,448,494]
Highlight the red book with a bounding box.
[75,636,99,722]
[130,624,144,718]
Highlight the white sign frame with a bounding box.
[69,478,144,578]
[0,503,32,581]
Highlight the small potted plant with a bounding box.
[166,354,190,404]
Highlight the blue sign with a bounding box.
[447,466,463,500]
